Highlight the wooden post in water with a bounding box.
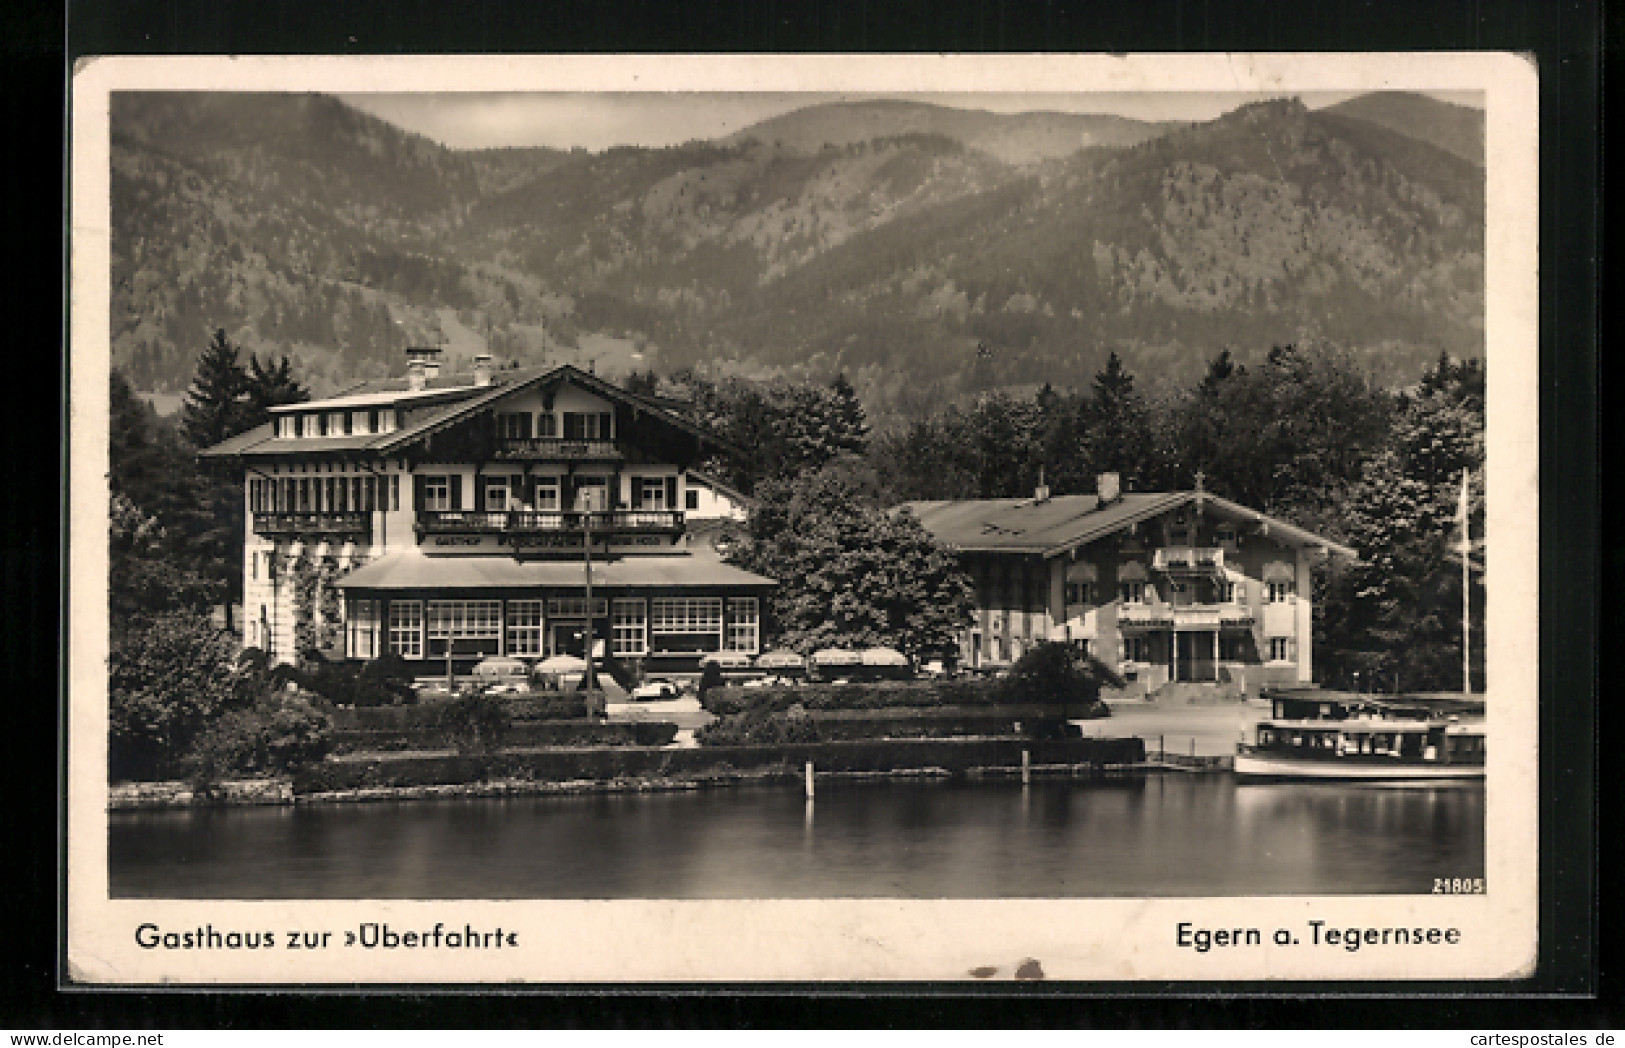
[804,760,815,799]
[1021,748,1031,785]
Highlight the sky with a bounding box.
[339,90,1485,152]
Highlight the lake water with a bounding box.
[109,776,1483,898]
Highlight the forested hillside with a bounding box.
[109,92,1483,426]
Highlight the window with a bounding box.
[562,411,613,440]
[426,600,502,652]
[506,600,544,656]
[1216,527,1237,546]
[498,412,532,440]
[1268,637,1292,662]
[422,475,452,511]
[725,598,759,653]
[533,476,560,510]
[1124,636,1148,662]
[635,477,667,510]
[276,415,296,439]
[685,489,700,511]
[537,412,558,438]
[1066,582,1093,605]
[612,599,647,657]
[351,411,371,435]
[379,410,398,434]
[650,598,723,634]
[1118,581,1146,604]
[572,477,608,512]
[484,476,514,512]
[1218,635,1244,661]
[297,414,315,438]
[326,412,344,435]
[549,598,608,618]
[347,599,378,659]
[1218,581,1237,604]
[388,600,423,658]
[1267,581,1294,603]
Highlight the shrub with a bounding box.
[185,690,333,784]
[696,710,822,746]
[435,691,510,754]
[1000,642,1124,712]
[109,611,247,781]
[698,662,726,695]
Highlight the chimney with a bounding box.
[406,345,442,381]
[1097,472,1121,504]
[473,352,493,387]
[407,359,427,392]
[1033,465,1050,503]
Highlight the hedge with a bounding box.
[291,737,1145,793]
[328,693,590,730]
[700,680,1115,716]
[330,719,676,754]
[696,706,1110,745]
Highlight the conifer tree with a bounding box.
[180,329,251,449]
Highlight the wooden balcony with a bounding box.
[416,509,685,536]
[252,511,371,538]
[1152,546,1226,573]
[493,438,622,462]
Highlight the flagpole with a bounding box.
[1460,468,1471,695]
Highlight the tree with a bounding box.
[1082,352,1155,491]
[180,329,252,449]
[731,462,975,660]
[244,353,310,423]
[1002,642,1124,724]
[108,610,248,780]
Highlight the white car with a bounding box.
[630,679,680,701]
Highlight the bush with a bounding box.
[701,678,1025,716]
[435,691,510,754]
[293,654,417,708]
[109,611,248,781]
[185,690,333,784]
[1000,642,1124,710]
[698,662,726,695]
[696,709,822,746]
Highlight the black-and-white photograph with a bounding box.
[67,54,1540,983]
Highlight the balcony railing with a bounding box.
[253,511,371,538]
[1152,546,1225,572]
[416,509,685,536]
[1117,604,1174,630]
[493,438,622,461]
[1118,602,1250,631]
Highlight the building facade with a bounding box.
[905,473,1354,693]
[202,352,774,674]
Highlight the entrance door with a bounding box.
[551,620,588,657]
[1174,631,1217,682]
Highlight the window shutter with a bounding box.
[630,477,643,509]
[665,476,677,510]
[413,474,426,511]
[509,474,522,502]
[369,410,379,433]
[525,475,537,506]
[472,474,484,511]
[364,476,375,512]
[450,474,463,510]
[600,412,613,439]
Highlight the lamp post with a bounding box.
[582,507,596,693]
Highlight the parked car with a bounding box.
[630,679,681,701]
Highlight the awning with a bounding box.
[337,549,776,591]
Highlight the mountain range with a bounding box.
[108,90,1484,427]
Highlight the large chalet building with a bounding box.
[905,473,1354,694]
[201,349,771,674]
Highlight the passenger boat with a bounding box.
[1234,690,1485,781]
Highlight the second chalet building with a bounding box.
[201,349,772,673]
[905,473,1355,694]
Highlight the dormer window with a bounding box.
[296,414,313,438]
[325,412,344,436]
[378,410,397,434]
[351,411,371,435]
[276,415,295,439]
[1216,526,1238,546]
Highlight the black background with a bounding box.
[7,0,1604,1028]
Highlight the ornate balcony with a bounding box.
[252,511,371,538]
[1116,604,1174,630]
[416,509,685,537]
[493,438,622,462]
[1152,546,1225,573]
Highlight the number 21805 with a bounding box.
[1432,877,1485,894]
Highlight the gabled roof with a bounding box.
[902,491,1354,559]
[200,364,736,460]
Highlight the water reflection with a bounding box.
[110,778,1483,899]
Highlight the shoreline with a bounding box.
[108,758,1163,811]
